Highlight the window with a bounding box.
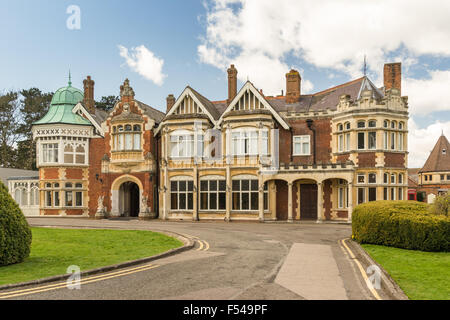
[64,182,83,207]
[357,121,366,128]
[338,134,344,152]
[64,144,86,164]
[398,133,403,151]
[391,174,396,184]
[338,124,343,131]
[398,173,403,184]
[232,129,261,156]
[200,179,226,211]
[171,134,194,158]
[113,124,142,151]
[390,187,396,200]
[441,174,445,181]
[390,132,396,150]
[30,187,39,206]
[443,149,447,155]
[368,120,376,128]
[383,120,389,128]
[345,133,350,151]
[391,121,396,129]
[368,132,376,149]
[337,181,348,209]
[368,173,376,184]
[398,188,403,200]
[358,132,365,149]
[358,188,365,204]
[357,174,365,184]
[42,143,58,163]
[383,187,388,200]
[338,187,345,208]
[384,173,389,184]
[345,122,351,130]
[232,179,259,211]
[384,132,388,149]
[44,183,61,207]
[399,122,404,130]
[170,180,193,210]
[293,135,310,156]
[368,188,377,201]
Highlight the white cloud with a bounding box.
[198,0,450,95]
[404,70,450,115]
[118,45,166,86]
[408,118,450,168]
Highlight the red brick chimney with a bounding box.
[383,62,401,94]
[83,76,95,114]
[227,64,238,104]
[166,94,175,113]
[286,69,301,104]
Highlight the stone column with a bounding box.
[193,166,198,221]
[347,182,353,222]
[317,182,324,222]
[288,182,293,222]
[258,175,264,222]
[225,166,231,221]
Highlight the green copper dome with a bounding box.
[34,77,91,126]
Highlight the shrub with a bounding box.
[429,194,450,217]
[0,180,32,266]
[352,200,449,252]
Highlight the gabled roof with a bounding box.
[135,100,165,123]
[420,134,450,173]
[218,81,290,130]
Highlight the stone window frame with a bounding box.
[170,179,194,211]
[231,179,263,212]
[112,124,143,152]
[64,182,84,208]
[199,178,227,212]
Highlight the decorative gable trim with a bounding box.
[72,103,104,136]
[218,81,290,130]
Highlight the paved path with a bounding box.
[1,218,376,300]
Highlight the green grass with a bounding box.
[362,244,450,300]
[0,227,183,285]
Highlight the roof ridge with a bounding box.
[312,77,365,96]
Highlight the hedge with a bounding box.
[0,180,32,266]
[352,200,449,252]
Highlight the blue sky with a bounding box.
[1,0,449,167]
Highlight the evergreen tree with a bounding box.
[96,95,119,111]
[0,91,20,168]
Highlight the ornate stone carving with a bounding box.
[120,79,135,97]
[95,195,106,219]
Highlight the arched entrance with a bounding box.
[119,181,140,217]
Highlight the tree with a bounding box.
[16,88,52,170]
[96,95,119,111]
[0,91,20,168]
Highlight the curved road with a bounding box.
[2,218,380,300]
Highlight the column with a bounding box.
[258,175,264,222]
[225,166,231,221]
[317,182,324,222]
[347,182,353,222]
[193,166,198,221]
[288,182,293,222]
[163,166,169,220]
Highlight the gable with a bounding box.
[218,82,290,130]
[72,103,104,136]
[172,94,204,116]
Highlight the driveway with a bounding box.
[2,218,377,300]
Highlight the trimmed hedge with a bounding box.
[0,180,32,266]
[352,200,449,252]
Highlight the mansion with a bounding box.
[8,63,409,222]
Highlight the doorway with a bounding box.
[119,181,140,217]
[300,184,318,220]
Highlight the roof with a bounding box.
[0,168,39,186]
[420,134,450,173]
[136,100,165,123]
[34,80,91,126]
[187,87,221,120]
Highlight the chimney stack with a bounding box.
[83,76,95,114]
[286,69,301,104]
[227,64,238,104]
[166,94,175,112]
[383,62,401,94]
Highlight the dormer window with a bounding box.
[112,124,142,151]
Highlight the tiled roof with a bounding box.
[187,87,221,120]
[0,168,39,186]
[136,100,165,123]
[420,135,450,173]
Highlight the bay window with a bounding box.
[42,143,59,163]
[232,129,269,156]
[112,124,142,151]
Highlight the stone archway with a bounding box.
[110,175,144,218]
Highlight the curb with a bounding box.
[0,230,194,292]
[345,239,409,300]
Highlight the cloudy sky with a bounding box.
[0,0,449,167]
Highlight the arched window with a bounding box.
[383,120,389,128]
[368,120,377,128]
[391,121,397,129]
[338,124,343,131]
[345,122,351,130]
[357,121,366,128]
[399,122,404,130]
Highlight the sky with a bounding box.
[0,0,449,168]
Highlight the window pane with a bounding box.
[210,180,217,191]
[368,188,376,201]
[241,192,249,210]
[219,180,226,191]
[232,192,240,210]
[368,173,376,183]
[171,181,177,191]
[125,134,133,150]
[134,134,141,150]
[171,193,178,210]
[200,193,208,210]
[75,154,85,164]
[358,188,365,204]
[219,193,226,210]
[251,180,258,191]
[251,192,258,210]
[187,193,193,210]
[179,181,186,191]
[209,193,217,210]
[242,180,249,191]
[54,191,59,206]
[179,193,186,209]
[368,132,376,149]
[75,192,82,206]
[358,132,365,149]
[66,191,73,206]
[264,192,268,210]
[232,180,240,191]
[188,181,193,191]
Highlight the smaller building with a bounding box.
[408,134,450,203]
[0,168,40,216]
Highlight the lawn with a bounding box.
[362,244,450,300]
[0,227,183,286]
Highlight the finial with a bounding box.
[68,70,72,87]
[363,54,367,77]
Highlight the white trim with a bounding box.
[170,175,194,181]
[72,103,104,136]
[217,81,290,130]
